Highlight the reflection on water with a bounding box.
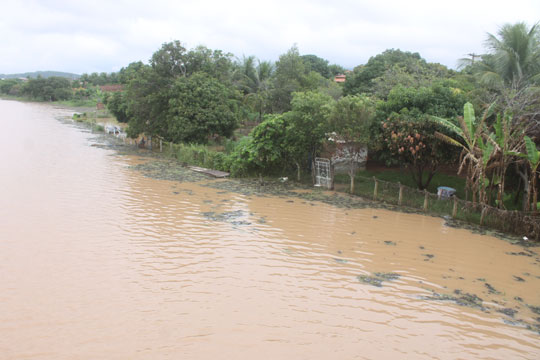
[0,99,539,359]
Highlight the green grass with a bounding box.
[334,168,467,198]
[55,99,98,108]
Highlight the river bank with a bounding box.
[2,99,539,359]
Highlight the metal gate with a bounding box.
[314,157,331,189]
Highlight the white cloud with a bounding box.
[0,0,538,74]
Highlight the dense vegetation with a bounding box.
[2,21,539,211]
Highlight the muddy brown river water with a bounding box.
[1,99,539,359]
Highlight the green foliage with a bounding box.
[524,135,540,167]
[233,56,274,122]
[472,22,540,89]
[21,76,73,101]
[328,95,375,145]
[175,143,230,171]
[150,40,188,78]
[166,72,239,144]
[344,49,451,98]
[286,91,335,166]
[328,64,347,77]
[125,65,169,139]
[124,41,241,142]
[227,136,258,176]
[118,62,146,84]
[301,54,331,78]
[270,46,319,113]
[106,91,129,123]
[377,83,467,120]
[0,79,22,95]
[79,72,119,86]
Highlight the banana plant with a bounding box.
[487,112,526,208]
[433,102,494,204]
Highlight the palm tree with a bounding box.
[476,22,540,90]
[233,56,274,122]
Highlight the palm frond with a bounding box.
[435,131,465,149]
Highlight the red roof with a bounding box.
[99,84,124,92]
[334,74,346,83]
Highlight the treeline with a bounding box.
[0,76,73,101]
[0,75,108,102]
[103,22,540,210]
[104,40,473,188]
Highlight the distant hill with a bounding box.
[0,71,80,80]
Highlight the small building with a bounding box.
[323,133,368,174]
[334,74,346,83]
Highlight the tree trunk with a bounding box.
[349,160,356,194]
[533,174,538,213]
[516,164,530,211]
[311,159,316,185]
[295,161,301,182]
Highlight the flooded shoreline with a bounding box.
[1,99,539,359]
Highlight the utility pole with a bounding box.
[467,53,481,64]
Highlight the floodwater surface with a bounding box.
[1,99,539,359]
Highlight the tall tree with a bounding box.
[166,72,239,144]
[233,56,274,121]
[327,95,375,193]
[150,40,188,79]
[285,91,334,180]
[343,49,450,98]
[270,46,313,113]
[301,54,331,78]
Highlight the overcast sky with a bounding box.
[1,0,539,74]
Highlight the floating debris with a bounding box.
[423,289,484,310]
[130,160,209,183]
[423,254,435,260]
[485,283,501,294]
[506,251,534,257]
[384,241,396,246]
[498,308,518,317]
[334,258,348,264]
[357,272,400,287]
[513,276,525,282]
[201,210,250,226]
[529,305,540,315]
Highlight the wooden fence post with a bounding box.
[480,206,487,225]
[160,139,163,152]
[452,195,458,218]
[398,182,403,206]
[373,177,378,201]
[423,190,429,211]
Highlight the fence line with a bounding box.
[353,174,540,241]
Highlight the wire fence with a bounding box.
[353,175,540,241]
